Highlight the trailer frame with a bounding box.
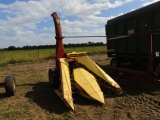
[102,33,160,84]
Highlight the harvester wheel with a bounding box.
[5,75,16,97]
[48,68,60,88]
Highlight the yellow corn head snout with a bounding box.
[55,52,122,110]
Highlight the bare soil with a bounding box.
[0,54,160,120]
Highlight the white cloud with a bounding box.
[0,4,7,8]
[125,0,134,2]
[142,0,159,6]
[0,0,137,48]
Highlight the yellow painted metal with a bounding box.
[75,55,122,91]
[59,58,74,110]
[67,52,86,57]
[57,52,123,110]
[73,67,105,104]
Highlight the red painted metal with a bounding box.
[147,33,153,74]
[51,12,66,69]
[154,64,160,76]
[146,33,154,83]
[102,65,160,84]
[101,66,147,75]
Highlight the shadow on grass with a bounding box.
[25,82,70,114]
[101,66,160,97]
[0,84,7,99]
[0,93,7,99]
[24,82,104,113]
[24,80,160,114]
[111,77,160,97]
[72,93,103,107]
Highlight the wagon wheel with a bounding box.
[5,75,16,96]
[110,57,121,67]
[48,68,60,88]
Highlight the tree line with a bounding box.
[0,42,106,51]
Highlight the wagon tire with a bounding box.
[111,57,121,67]
[5,75,16,97]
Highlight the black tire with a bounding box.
[48,68,60,88]
[5,75,16,96]
[110,57,121,67]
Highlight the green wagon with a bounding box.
[106,1,160,76]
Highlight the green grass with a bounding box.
[1,107,27,119]
[0,49,55,66]
[0,46,107,66]
[65,46,107,54]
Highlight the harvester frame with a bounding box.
[48,12,123,110]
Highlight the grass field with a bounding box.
[0,54,160,120]
[0,46,107,67]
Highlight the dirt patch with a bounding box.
[0,54,160,120]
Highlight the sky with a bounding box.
[0,0,159,48]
